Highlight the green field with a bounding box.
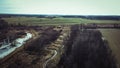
[100,29,120,68]
[2,17,120,26]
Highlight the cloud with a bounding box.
[0,0,120,15]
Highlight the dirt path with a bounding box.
[43,26,70,68]
[43,48,57,68]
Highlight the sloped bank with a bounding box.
[44,27,70,68]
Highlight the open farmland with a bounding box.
[2,17,120,26]
[0,15,120,68]
[57,25,117,68]
[100,29,120,68]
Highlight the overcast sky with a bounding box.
[0,0,120,15]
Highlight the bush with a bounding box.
[26,27,61,54]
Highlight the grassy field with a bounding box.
[2,17,120,26]
[100,29,120,68]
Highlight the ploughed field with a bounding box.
[57,25,117,68]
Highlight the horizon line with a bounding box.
[0,13,120,16]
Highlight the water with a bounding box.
[0,32,32,59]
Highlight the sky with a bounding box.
[0,0,120,15]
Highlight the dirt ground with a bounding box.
[100,29,120,68]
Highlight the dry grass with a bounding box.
[100,29,120,68]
